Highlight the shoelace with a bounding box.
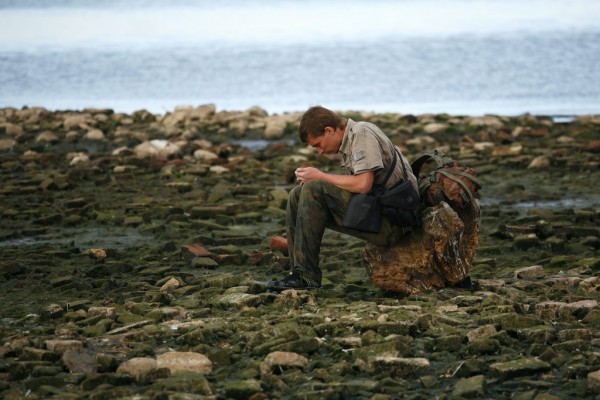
[300,276,320,288]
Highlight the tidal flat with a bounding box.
[0,106,598,399]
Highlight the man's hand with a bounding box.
[295,167,321,184]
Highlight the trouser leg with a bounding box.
[286,180,405,283]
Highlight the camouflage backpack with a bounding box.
[411,149,482,210]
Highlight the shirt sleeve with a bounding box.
[349,130,384,175]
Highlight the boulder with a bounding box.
[364,201,480,294]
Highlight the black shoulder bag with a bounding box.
[379,147,421,229]
[342,144,420,233]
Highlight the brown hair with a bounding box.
[298,106,346,143]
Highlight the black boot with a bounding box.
[267,271,321,291]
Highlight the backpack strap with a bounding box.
[436,170,477,205]
[441,168,483,189]
[410,151,446,177]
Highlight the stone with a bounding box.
[160,277,182,292]
[156,351,212,374]
[210,165,230,174]
[63,115,90,130]
[489,358,551,379]
[116,357,158,381]
[467,325,497,343]
[134,139,181,159]
[467,116,504,129]
[453,375,486,398]
[513,234,541,250]
[260,351,308,376]
[40,303,65,320]
[212,293,262,309]
[85,129,105,140]
[62,350,97,374]
[588,370,600,393]
[35,131,59,143]
[365,201,480,294]
[191,257,219,269]
[0,138,16,151]
[263,115,288,139]
[270,235,288,255]
[67,152,90,166]
[368,356,430,378]
[528,155,550,169]
[193,149,219,161]
[422,123,448,134]
[223,379,262,399]
[45,340,84,354]
[514,265,545,280]
[88,306,117,319]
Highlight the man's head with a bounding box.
[299,106,346,155]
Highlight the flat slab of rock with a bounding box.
[365,201,480,294]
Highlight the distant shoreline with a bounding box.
[0,105,594,123]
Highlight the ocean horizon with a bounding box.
[1,0,599,116]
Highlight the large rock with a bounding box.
[364,201,480,294]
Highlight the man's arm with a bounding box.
[295,167,374,193]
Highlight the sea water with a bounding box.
[0,0,599,116]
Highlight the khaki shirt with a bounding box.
[339,119,418,191]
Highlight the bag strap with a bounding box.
[382,142,410,184]
[380,143,397,188]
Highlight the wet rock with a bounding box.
[134,139,181,159]
[223,379,262,399]
[453,374,486,398]
[212,293,262,309]
[156,351,212,374]
[116,357,158,381]
[489,358,551,379]
[62,349,96,374]
[0,138,16,151]
[63,115,91,130]
[35,131,59,143]
[588,370,600,393]
[422,123,448,134]
[528,155,550,169]
[263,115,288,139]
[467,325,497,343]
[369,356,430,378]
[40,303,65,320]
[514,265,545,280]
[160,277,182,292]
[365,201,480,294]
[270,235,288,255]
[513,234,542,250]
[44,340,84,354]
[85,129,105,140]
[260,351,308,376]
[193,148,219,161]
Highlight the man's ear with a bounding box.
[324,126,335,135]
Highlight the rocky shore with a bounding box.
[0,105,599,399]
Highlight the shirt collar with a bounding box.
[339,118,355,155]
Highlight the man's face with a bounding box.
[306,127,341,155]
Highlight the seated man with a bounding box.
[267,105,418,291]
